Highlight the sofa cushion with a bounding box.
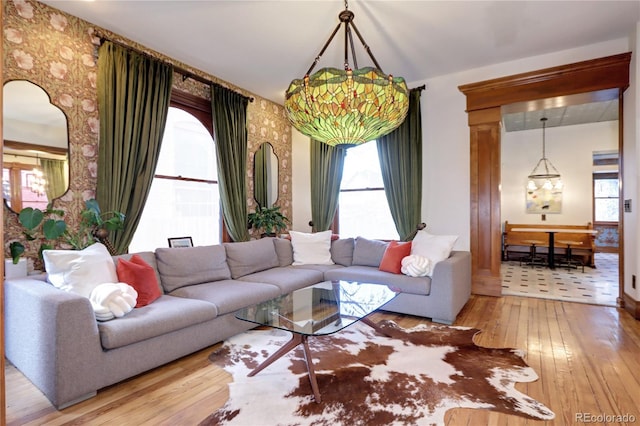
[325,265,432,296]
[113,251,163,294]
[289,230,334,265]
[43,243,118,298]
[97,294,218,350]
[331,238,354,266]
[237,266,324,294]
[155,245,231,292]
[224,238,280,279]
[411,231,458,264]
[273,237,294,266]
[379,241,412,274]
[116,254,162,307]
[170,279,281,316]
[352,237,388,267]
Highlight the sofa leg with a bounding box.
[431,318,453,325]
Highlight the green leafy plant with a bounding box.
[9,204,67,264]
[8,199,125,263]
[65,199,126,251]
[248,205,289,237]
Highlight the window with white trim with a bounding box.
[338,141,399,240]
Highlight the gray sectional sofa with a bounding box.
[4,236,471,409]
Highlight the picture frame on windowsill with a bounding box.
[168,236,193,248]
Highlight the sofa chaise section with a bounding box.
[3,276,253,409]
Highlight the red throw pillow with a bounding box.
[379,241,412,274]
[116,254,162,307]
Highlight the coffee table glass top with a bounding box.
[235,280,398,336]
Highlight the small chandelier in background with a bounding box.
[284,0,409,147]
[527,117,563,191]
[29,158,46,197]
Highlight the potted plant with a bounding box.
[65,199,125,254]
[248,205,289,237]
[8,204,67,264]
[7,199,125,268]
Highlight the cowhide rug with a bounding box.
[200,320,554,425]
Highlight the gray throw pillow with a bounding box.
[155,245,231,292]
[224,237,280,279]
[273,237,294,266]
[331,238,354,266]
[352,237,389,267]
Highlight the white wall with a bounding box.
[501,121,618,225]
[291,37,633,254]
[291,129,312,232]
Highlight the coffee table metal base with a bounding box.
[247,317,385,403]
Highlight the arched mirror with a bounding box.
[2,80,69,212]
[253,142,279,208]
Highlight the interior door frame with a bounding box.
[458,52,631,301]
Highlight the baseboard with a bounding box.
[622,293,640,320]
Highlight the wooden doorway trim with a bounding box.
[458,52,631,297]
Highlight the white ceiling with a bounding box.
[39,0,640,108]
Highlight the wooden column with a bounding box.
[469,108,502,296]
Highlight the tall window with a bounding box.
[129,100,220,252]
[593,173,619,222]
[338,141,398,240]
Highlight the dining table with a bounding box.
[511,228,598,269]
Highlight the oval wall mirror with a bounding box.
[3,80,70,212]
[253,142,279,208]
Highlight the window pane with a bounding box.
[594,179,618,198]
[340,141,384,190]
[3,169,11,207]
[339,190,399,240]
[21,169,48,210]
[155,108,217,180]
[129,178,220,252]
[338,141,398,240]
[595,198,618,222]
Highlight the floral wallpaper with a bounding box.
[3,0,292,259]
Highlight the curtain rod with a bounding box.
[97,35,254,103]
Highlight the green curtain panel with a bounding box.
[40,158,67,201]
[310,139,347,232]
[376,88,423,241]
[211,85,250,242]
[254,144,268,208]
[97,41,173,254]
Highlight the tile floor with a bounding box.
[501,252,619,307]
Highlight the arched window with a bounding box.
[129,94,220,251]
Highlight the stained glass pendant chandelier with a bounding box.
[284,0,409,147]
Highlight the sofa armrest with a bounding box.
[429,251,472,316]
[4,277,103,408]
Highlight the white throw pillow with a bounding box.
[43,243,118,298]
[410,231,458,265]
[289,230,334,266]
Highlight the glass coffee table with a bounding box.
[235,280,398,403]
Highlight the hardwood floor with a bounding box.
[6,295,640,425]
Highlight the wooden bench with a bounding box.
[503,221,597,267]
